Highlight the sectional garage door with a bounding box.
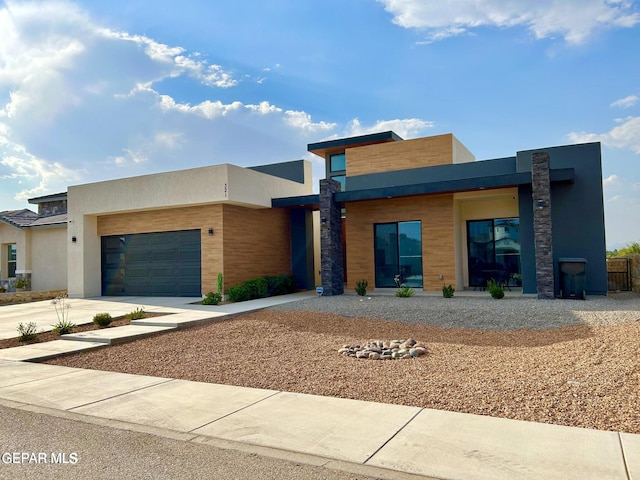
[101,229,201,296]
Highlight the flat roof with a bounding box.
[307,131,403,158]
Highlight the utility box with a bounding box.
[558,258,587,300]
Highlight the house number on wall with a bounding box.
[224,183,228,198]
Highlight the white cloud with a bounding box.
[345,118,434,138]
[284,110,336,132]
[378,0,640,43]
[568,116,640,154]
[611,95,639,108]
[603,174,619,185]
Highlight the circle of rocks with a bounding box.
[338,338,427,360]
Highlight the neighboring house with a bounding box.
[275,131,607,297]
[0,193,68,291]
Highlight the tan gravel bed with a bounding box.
[46,301,640,434]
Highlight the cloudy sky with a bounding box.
[1,0,639,249]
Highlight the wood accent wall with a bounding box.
[222,204,291,289]
[97,205,223,294]
[345,194,455,291]
[97,204,292,294]
[346,134,454,176]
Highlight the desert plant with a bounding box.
[395,286,415,298]
[488,279,505,299]
[126,307,146,320]
[51,319,77,335]
[14,277,29,289]
[442,284,455,298]
[93,312,113,327]
[0,285,6,293]
[216,272,223,295]
[202,291,222,305]
[355,279,368,296]
[17,322,38,342]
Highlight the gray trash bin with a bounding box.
[558,258,587,300]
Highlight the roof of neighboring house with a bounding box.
[0,209,40,228]
[0,209,66,229]
[28,192,68,204]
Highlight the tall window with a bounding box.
[7,244,16,278]
[329,153,346,191]
[467,218,520,287]
[374,221,423,288]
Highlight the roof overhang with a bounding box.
[307,131,403,158]
[272,194,320,209]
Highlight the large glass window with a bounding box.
[7,244,16,278]
[467,218,520,288]
[329,153,345,172]
[330,175,345,191]
[374,221,423,288]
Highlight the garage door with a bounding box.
[101,229,201,296]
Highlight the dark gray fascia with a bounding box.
[272,194,320,208]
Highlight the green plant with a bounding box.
[228,278,268,302]
[0,285,6,293]
[93,312,113,327]
[14,277,29,289]
[355,279,368,296]
[202,291,222,305]
[488,279,505,299]
[264,274,295,297]
[125,307,146,320]
[442,284,455,298]
[395,286,415,298]
[17,322,38,342]
[51,319,77,335]
[217,272,224,295]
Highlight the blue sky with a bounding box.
[1,0,639,249]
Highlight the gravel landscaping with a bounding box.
[46,292,640,434]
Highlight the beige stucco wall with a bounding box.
[452,135,476,164]
[67,162,313,297]
[30,227,67,291]
[0,223,26,280]
[454,188,519,288]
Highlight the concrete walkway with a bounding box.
[0,292,638,479]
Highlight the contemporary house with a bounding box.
[1,131,607,298]
[275,131,607,297]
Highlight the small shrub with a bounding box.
[93,312,113,327]
[126,307,146,320]
[17,322,38,342]
[216,272,223,295]
[355,279,368,296]
[264,274,295,297]
[395,286,415,298]
[14,277,29,289]
[202,291,222,305]
[442,284,455,298]
[488,279,505,299]
[51,319,77,335]
[0,285,6,293]
[228,277,269,302]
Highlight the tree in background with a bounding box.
[608,241,640,258]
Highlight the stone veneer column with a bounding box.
[319,179,344,296]
[531,152,555,299]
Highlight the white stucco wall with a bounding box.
[452,135,476,164]
[0,223,26,280]
[30,227,67,291]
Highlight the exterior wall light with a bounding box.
[72,236,77,243]
[208,228,214,236]
[536,199,545,209]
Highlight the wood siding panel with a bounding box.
[97,205,223,294]
[222,205,291,289]
[345,194,455,291]
[346,134,454,176]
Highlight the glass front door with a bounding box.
[374,221,423,288]
[468,218,521,288]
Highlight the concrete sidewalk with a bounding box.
[0,359,637,480]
